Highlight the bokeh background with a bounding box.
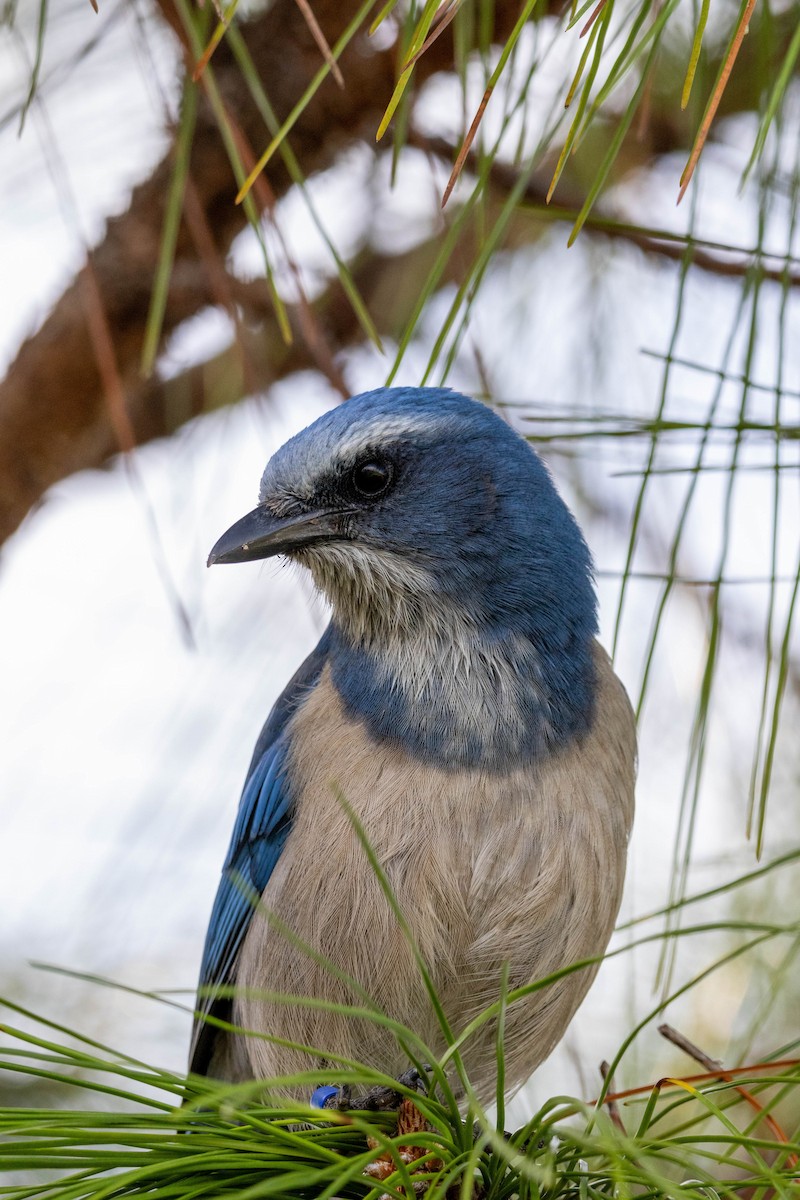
[0,0,798,1124]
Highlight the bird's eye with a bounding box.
[351,459,393,498]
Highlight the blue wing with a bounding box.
[189,629,331,1078]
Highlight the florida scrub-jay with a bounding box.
[190,386,636,1101]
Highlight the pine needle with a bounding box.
[678,0,758,202]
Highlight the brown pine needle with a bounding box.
[580,0,610,39]
[88,0,98,12]
[193,1,240,82]
[677,0,757,203]
[220,102,349,392]
[597,1057,800,1105]
[79,257,136,455]
[636,61,655,142]
[404,0,462,71]
[442,85,494,208]
[224,105,275,214]
[294,0,345,89]
[181,175,261,400]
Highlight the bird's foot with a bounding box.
[311,1066,427,1113]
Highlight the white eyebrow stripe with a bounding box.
[260,411,452,507]
[328,412,449,461]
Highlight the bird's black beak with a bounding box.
[207,505,347,566]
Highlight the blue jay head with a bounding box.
[209,387,597,653]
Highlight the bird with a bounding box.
[189,385,636,1103]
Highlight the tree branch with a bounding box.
[1,0,795,548]
[0,0,526,547]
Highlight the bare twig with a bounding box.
[293,0,345,88]
[599,1061,626,1134]
[659,1023,798,1169]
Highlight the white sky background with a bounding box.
[0,0,799,1118]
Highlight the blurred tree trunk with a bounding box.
[0,0,508,546]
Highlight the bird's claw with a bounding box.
[312,1066,428,1113]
